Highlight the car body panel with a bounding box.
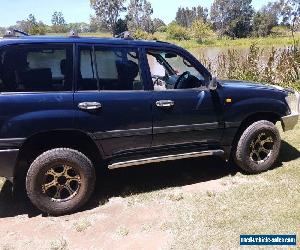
[150,89,223,147]
[74,91,153,157]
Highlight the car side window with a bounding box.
[0,45,73,92]
[78,46,144,91]
[146,50,205,90]
[77,46,98,91]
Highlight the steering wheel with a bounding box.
[174,71,191,89]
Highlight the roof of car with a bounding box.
[0,35,180,49]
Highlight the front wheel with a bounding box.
[26,148,96,215]
[234,120,281,174]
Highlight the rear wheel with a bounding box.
[26,148,95,215]
[234,120,281,174]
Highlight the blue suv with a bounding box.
[0,31,299,215]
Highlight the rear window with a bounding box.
[0,44,73,92]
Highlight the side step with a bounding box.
[108,150,224,170]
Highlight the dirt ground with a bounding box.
[0,157,239,250]
[0,132,299,250]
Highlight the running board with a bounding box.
[108,150,224,170]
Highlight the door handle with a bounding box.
[78,102,102,111]
[156,100,175,108]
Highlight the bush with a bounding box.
[167,23,190,41]
[207,43,300,90]
[29,24,46,35]
[190,19,213,43]
[271,26,290,37]
[157,25,167,33]
[133,29,158,40]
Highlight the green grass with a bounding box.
[155,32,300,49]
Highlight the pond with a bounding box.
[190,45,288,63]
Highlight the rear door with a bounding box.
[0,43,74,140]
[74,44,152,157]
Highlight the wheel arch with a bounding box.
[230,111,281,157]
[14,129,104,180]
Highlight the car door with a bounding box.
[74,44,152,157]
[0,43,74,140]
[144,48,223,149]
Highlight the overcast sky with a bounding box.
[0,0,276,27]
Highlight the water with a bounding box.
[191,45,287,62]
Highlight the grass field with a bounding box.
[45,31,300,49]
[117,122,300,249]
[153,32,300,49]
[0,122,299,249]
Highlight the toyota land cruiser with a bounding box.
[0,31,299,215]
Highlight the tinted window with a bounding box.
[78,46,98,91]
[78,46,144,91]
[0,45,73,92]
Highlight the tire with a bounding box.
[26,148,96,215]
[234,120,281,174]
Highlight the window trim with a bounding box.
[0,43,75,94]
[75,43,150,92]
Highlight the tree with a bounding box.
[51,11,67,33]
[27,14,42,35]
[127,0,154,33]
[175,7,194,27]
[0,27,6,36]
[153,18,166,32]
[175,6,208,28]
[211,0,254,38]
[13,20,31,33]
[191,19,213,42]
[90,0,126,35]
[68,22,90,33]
[167,22,190,40]
[89,15,101,32]
[9,14,46,35]
[194,6,209,23]
[252,2,280,37]
[114,18,128,35]
[280,0,300,42]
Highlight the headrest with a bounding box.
[116,60,139,80]
[22,68,52,91]
[60,59,67,75]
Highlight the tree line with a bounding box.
[0,0,299,40]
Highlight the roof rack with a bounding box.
[115,31,134,40]
[69,30,79,38]
[3,29,29,38]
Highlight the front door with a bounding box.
[74,45,152,157]
[145,49,222,149]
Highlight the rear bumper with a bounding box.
[281,113,299,131]
[0,149,19,180]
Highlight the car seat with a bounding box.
[115,60,139,90]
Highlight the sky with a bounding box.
[0,0,276,27]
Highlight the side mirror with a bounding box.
[209,76,218,90]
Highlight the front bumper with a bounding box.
[0,149,19,180]
[281,113,299,131]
